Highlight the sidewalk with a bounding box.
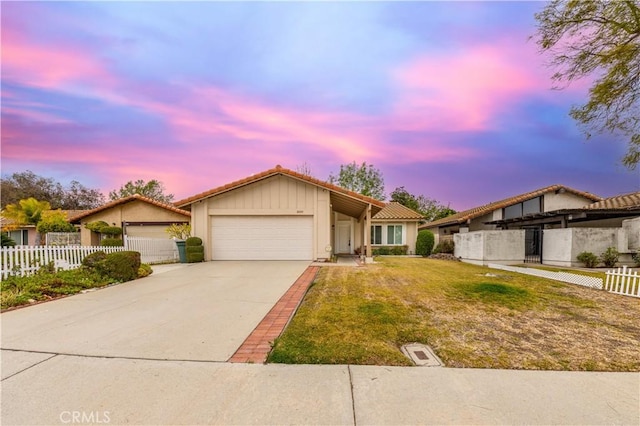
[2,353,638,425]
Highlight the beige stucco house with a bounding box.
[175,166,423,261]
[70,194,190,246]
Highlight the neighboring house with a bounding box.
[1,210,86,246]
[175,165,388,262]
[426,185,639,266]
[69,194,190,246]
[420,184,602,245]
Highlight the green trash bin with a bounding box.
[175,240,187,263]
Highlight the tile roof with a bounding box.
[174,165,386,209]
[68,194,191,223]
[420,184,602,228]
[373,202,424,220]
[584,191,640,210]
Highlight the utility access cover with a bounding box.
[401,343,443,367]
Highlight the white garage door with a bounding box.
[211,216,313,260]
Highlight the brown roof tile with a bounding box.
[420,184,602,228]
[68,194,191,223]
[585,191,640,210]
[174,165,386,208]
[373,202,424,220]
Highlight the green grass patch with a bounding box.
[268,258,640,371]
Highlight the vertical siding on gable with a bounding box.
[209,175,315,211]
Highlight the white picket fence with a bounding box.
[124,236,179,264]
[604,266,639,298]
[487,263,604,289]
[1,245,125,279]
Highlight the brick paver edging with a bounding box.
[228,266,320,364]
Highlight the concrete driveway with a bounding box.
[1,261,310,363]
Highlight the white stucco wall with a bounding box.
[622,217,640,250]
[543,192,594,211]
[543,227,627,267]
[455,230,525,265]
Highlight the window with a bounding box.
[8,230,28,245]
[387,225,403,245]
[503,196,543,220]
[371,226,382,245]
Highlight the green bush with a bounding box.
[101,226,123,237]
[138,263,153,278]
[186,245,204,263]
[633,250,640,267]
[186,236,203,246]
[373,247,390,255]
[96,251,141,282]
[600,247,619,268]
[100,238,123,247]
[416,230,435,257]
[390,245,408,255]
[85,221,109,233]
[577,251,598,268]
[1,232,16,247]
[433,239,455,254]
[82,251,107,268]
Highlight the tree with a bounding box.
[2,198,51,229]
[0,171,105,209]
[109,179,174,204]
[328,162,385,200]
[36,210,76,234]
[1,171,64,208]
[534,0,640,169]
[389,187,456,222]
[62,180,106,210]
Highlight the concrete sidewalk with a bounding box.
[1,352,638,425]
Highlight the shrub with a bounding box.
[101,226,123,237]
[186,245,204,263]
[138,263,153,278]
[390,245,408,255]
[96,251,141,282]
[600,247,619,268]
[577,251,598,268]
[633,250,640,267]
[85,221,109,233]
[165,223,191,240]
[82,251,107,268]
[433,239,455,254]
[186,236,203,246]
[100,238,123,247]
[416,230,435,257]
[1,232,16,247]
[373,247,390,255]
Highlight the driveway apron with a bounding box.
[1,261,311,362]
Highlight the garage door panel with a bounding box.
[212,216,312,260]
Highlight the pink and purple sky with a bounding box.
[2,1,638,210]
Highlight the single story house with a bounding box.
[175,165,423,262]
[422,184,639,266]
[69,194,190,246]
[420,184,602,244]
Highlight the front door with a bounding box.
[337,223,351,254]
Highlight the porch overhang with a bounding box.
[485,209,640,228]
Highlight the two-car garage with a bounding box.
[211,216,313,260]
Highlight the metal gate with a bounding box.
[524,227,542,263]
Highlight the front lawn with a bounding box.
[268,257,640,371]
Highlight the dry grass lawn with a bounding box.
[268,257,640,371]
